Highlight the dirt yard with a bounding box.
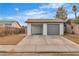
[0,34,25,45]
[64,34,79,44]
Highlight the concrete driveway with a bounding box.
[13,35,79,52]
[0,35,79,53]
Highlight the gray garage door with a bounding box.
[47,24,59,35]
[31,24,43,35]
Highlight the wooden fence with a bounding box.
[0,27,25,36]
[73,24,79,34]
[66,23,79,34]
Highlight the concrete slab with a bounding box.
[46,38,66,45]
[65,45,79,51]
[14,45,36,52]
[36,45,70,52]
[0,45,15,51]
[0,35,79,53]
[14,36,79,52]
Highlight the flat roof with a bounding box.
[26,19,66,23]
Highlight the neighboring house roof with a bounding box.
[0,20,21,27]
[0,20,16,24]
[26,19,66,23]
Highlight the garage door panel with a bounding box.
[31,25,43,35]
[47,24,59,35]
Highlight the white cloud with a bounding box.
[6,8,55,26]
[28,13,54,19]
[5,17,14,19]
[23,8,55,19]
[2,3,66,26]
[26,9,46,16]
[68,12,79,19]
[68,14,75,19]
[24,3,65,19]
[40,3,64,9]
[77,12,79,16]
[0,17,3,20]
[8,5,56,26]
[15,8,19,11]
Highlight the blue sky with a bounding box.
[0,3,79,26]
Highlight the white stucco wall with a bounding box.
[60,23,64,35]
[27,23,64,35]
[43,23,47,35]
[27,23,31,35]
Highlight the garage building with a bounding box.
[26,19,65,35]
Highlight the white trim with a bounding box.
[27,23,31,35]
[60,23,64,35]
[43,23,47,35]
